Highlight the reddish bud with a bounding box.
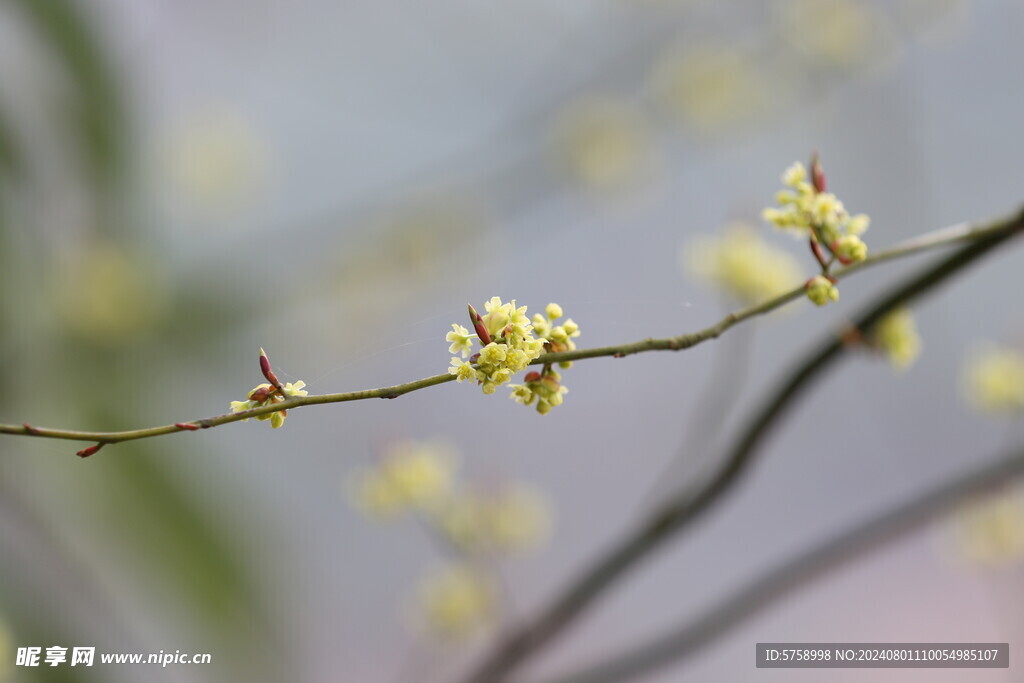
[467,304,491,345]
[22,422,37,434]
[249,386,271,403]
[810,151,826,193]
[469,352,481,363]
[523,371,542,383]
[259,347,281,388]
[175,422,200,431]
[809,238,829,270]
[830,240,854,266]
[76,443,103,458]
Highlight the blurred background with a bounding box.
[1,0,1023,681]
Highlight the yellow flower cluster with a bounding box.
[871,308,922,370]
[685,223,802,304]
[762,161,870,252]
[229,380,307,428]
[964,346,1024,415]
[762,158,871,306]
[449,298,579,413]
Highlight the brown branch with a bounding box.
[538,443,1024,683]
[0,208,1019,456]
[454,207,1024,683]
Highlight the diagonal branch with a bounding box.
[0,207,1020,453]
[537,443,1024,683]
[454,207,1024,683]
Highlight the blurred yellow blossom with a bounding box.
[350,441,457,518]
[162,107,269,213]
[872,308,922,371]
[436,483,551,555]
[54,243,169,344]
[649,43,768,133]
[685,223,802,304]
[963,346,1024,414]
[777,0,894,69]
[952,491,1024,568]
[415,564,495,640]
[555,97,651,189]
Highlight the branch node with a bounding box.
[175,422,200,431]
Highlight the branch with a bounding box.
[454,207,1024,683]
[537,443,1024,683]
[0,208,1020,454]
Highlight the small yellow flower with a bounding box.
[964,346,1024,414]
[283,381,308,397]
[782,161,807,186]
[478,342,508,366]
[415,565,495,639]
[545,303,563,320]
[230,399,254,415]
[446,324,475,358]
[872,309,921,370]
[448,358,478,383]
[509,384,535,405]
[805,275,839,306]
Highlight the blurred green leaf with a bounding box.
[13,0,125,186]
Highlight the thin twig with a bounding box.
[537,443,1024,683]
[454,207,1024,683]
[0,208,1019,452]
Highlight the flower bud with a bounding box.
[467,304,492,345]
[831,235,867,265]
[805,275,839,306]
[810,151,826,193]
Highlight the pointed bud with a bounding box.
[175,422,200,431]
[810,151,826,193]
[76,443,103,458]
[259,347,283,390]
[467,304,492,345]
